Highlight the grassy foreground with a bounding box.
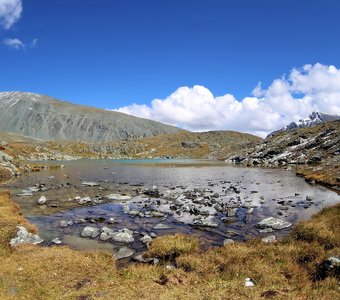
[0,191,339,299]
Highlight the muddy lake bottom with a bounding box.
[3,159,339,261]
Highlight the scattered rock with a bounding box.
[111,228,134,243]
[262,235,276,243]
[51,238,62,245]
[223,239,235,245]
[154,224,171,230]
[37,195,47,205]
[257,217,292,230]
[106,194,132,201]
[140,234,152,244]
[80,227,100,238]
[78,197,92,205]
[81,182,100,187]
[10,226,44,247]
[114,247,135,260]
[245,277,255,287]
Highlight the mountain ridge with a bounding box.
[0,91,181,142]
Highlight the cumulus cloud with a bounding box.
[3,37,24,49]
[113,63,340,137]
[0,0,22,29]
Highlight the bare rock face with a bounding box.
[0,92,180,142]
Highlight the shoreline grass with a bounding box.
[0,191,339,299]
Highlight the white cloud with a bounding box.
[112,63,340,137]
[31,37,38,48]
[3,37,24,49]
[0,0,22,30]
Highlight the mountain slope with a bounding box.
[226,120,340,187]
[0,92,180,142]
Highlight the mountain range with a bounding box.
[0,92,180,142]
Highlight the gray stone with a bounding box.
[140,234,152,244]
[223,239,235,245]
[154,223,171,230]
[257,217,292,230]
[106,194,132,201]
[115,247,135,260]
[78,196,92,205]
[81,226,100,238]
[82,182,100,187]
[111,228,134,243]
[51,238,62,245]
[10,226,44,247]
[262,235,276,243]
[99,227,115,241]
[259,228,274,233]
[193,218,218,227]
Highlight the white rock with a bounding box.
[106,194,132,201]
[262,235,276,243]
[10,226,44,247]
[81,182,100,187]
[111,228,134,243]
[257,217,292,230]
[245,277,255,287]
[140,234,152,244]
[37,196,47,205]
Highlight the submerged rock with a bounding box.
[257,217,292,230]
[10,226,43,247]
[80,226,100,238]
[154,223,171,230]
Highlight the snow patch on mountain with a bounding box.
[269,111,340,137]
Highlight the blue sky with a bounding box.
[1,0,340,135]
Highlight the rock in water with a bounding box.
[114,247,135,260]
[111,228,134,243]
[257,217,292,230]
[10,226,44,247]
[80,227,100,238]
[37,195,47,205]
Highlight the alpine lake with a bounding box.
[2,159,339,262]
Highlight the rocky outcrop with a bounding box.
[0,92,180,142]
[226,120,340,188]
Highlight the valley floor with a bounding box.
[0,191,339,299]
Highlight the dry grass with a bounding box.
[0,192,339,299]
[146,234,200,259]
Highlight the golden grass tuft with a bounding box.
[146,234,200,259]
[0,191,37,256]
[289,203,340,249]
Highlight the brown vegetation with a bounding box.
[0,191,339,299]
